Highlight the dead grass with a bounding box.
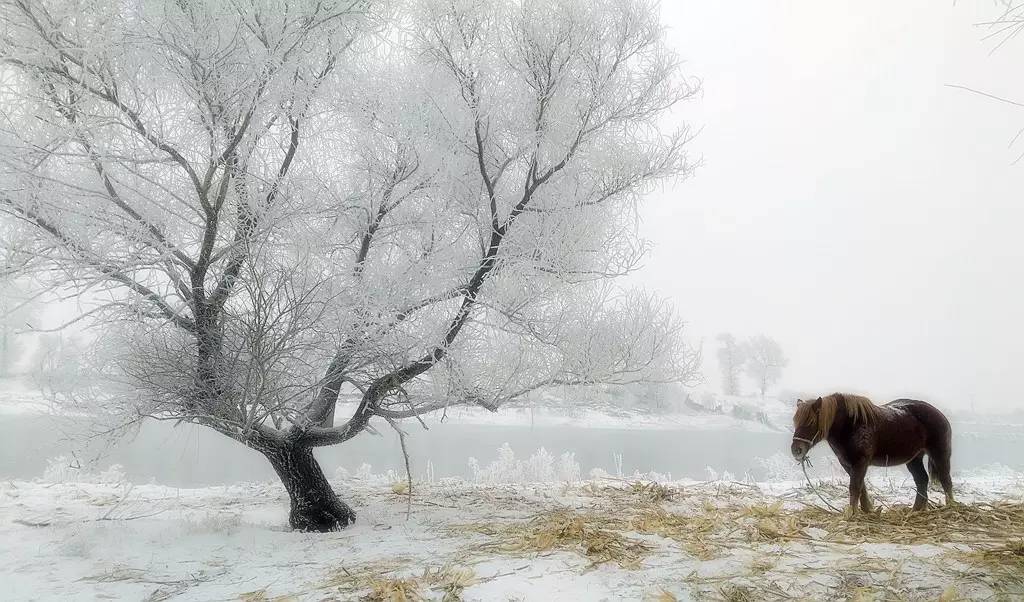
[717,584,756,602]
[320,562,476,601]
[460,508,651,568]
[748,556,775,575]
[847,588,880,602]
[792,502,1024,546]
[456,490,1024,569]
[955,540,1024,594]
[363,577,422,602]
[580,480,681,505]
[392,483,1024,600]
[423,566,477,601]
[237,589,298,602]
[628,480,679,503]
[627,507,724,560]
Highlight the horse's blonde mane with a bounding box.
[797,393,879,441]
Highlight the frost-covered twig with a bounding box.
[387,417,413,520]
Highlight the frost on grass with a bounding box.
[468,443,581,484]
[755,452,804,483]
[41,454,127,486]
[461,508,652,569]
[321,563,477,602]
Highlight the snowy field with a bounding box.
[4,469,1024,601]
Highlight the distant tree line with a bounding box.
[715,333,788,397]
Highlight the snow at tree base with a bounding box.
[1,0,1023,601]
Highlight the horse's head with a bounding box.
[791,397,824,461]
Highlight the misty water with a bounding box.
[1,413,1021,487]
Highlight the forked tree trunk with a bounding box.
[261,442,356,532]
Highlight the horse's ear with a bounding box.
[815,396,823,404]
[796,398,805,406]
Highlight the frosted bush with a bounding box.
[348,463,399,484]
[469,444,582,484]
[755,452,803,483]
[469,443,522,483]
[184,512,243,535]
[95,464,128,485]
[42,455,81,483]
[630,469,672,482]
[588,467,672,482]
[557,453,581,483]
[336,463,421,486]
[704,467,736,483]
[525,448,556,483]
[41,455,127,485]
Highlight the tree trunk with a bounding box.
[261,442,356,532]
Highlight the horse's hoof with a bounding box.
[843,507,856,519]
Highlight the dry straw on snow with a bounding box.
[320,563,476,602]
[461,508,652,569]
[452,481,1024,598]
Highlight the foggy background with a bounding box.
[7,2,1020,413]
[639,1,1024,412]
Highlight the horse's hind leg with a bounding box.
[928,452,955,506]
[907,455,929,511]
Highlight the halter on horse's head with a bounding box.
[791,397,825,461]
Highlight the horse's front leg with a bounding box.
[846,463,869,518]
[859,485,873,513]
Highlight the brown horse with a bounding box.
[790,393,955,515]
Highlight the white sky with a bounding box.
[638,1,1024,411]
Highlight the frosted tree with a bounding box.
[744,335,787,397]
[0,0,699,531]
[715,332,744,396]
[0,227,38,375]
[0,219,39,376]
[0,277,33,376]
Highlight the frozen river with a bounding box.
[0,411,1021,486]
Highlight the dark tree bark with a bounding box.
[260,442,356,532]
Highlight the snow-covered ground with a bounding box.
[4,468,1023,601]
